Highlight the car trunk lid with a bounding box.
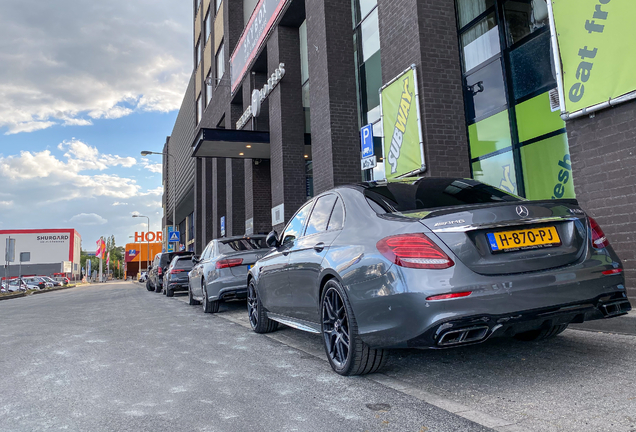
[410,200,588,275]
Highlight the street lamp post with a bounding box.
[132,215,150,271]
[141,150,176,251]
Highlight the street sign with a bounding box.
[5,238,15,262]
[20,252,30,262]
[361,124,374,159]
[221,216,226,237]
[361,155,377,170]
[168,231,180,243]
[167,243,175,253]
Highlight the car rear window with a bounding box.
[173,258,193,270]
[364,178,521,213]
[218,238,266,254]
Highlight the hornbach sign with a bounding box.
[230,0,290,93]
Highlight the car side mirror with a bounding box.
[192,256,200,264]
[266,230,280,248]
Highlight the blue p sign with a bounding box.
[361,124,374,158]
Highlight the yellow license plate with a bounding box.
[487,226,561,253]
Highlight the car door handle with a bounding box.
[314,242,326,252]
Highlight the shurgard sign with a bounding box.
[552,0,636,113]
[380,67,424,179]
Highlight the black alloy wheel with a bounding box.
[247,280,277,333]
[145,280,153,291]
[166,286,174,297]
[202,284,219,313]
[320,279,388,376]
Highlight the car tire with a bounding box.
[154,281,162,293]
[166,288,174,298]
[188,285,200,306]
[513,324,569,342]
[247,280,278,333]
[146,280,153,291]
[321,279,388,376]
[202,285,220,313]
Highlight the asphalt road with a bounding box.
[1,282,635,432]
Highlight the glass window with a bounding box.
[299,21,309,85]
[281,202,313,245]
[206,71,213,106]
[520,133,574,200]
[508,31,554,101]
[327,198,345,231]
[361,50,381,121]
[243,0,258,25]
[215,0,222,13]
[196,40,202,66]
[356,0,377,23]
[461,13,500,72]
[218,238,267,254]
[515,90,565,142]
[456,0,495,28]
[173,258,194,270]
[504,0,549,46]
[360,8,380,62]
[305,195,338,236]
[471,150,518,195]
[468,110,512,158]
[302,82,311,134]
[196,94,203,125]
[216,42,225,82]
[364,178,520,213]
[464,58,507,121]
[205,9,212,41]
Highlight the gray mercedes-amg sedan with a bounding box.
[247,178,631,376]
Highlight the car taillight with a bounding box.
[376,233,454,269]
[216,258,243,269]
[426,291,472,301]
[589,217,610,249]
[170,269,186,274]
[157,267,163,275]
[602,268,622,276]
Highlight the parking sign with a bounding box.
[361,124,374,159]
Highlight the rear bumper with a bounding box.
[406,291,631,348]
[166,281,189,292]
[206,275,248,301]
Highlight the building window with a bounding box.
[216,41,225,84]
[300,21,310,134]
[196,94,203,125]
[206,70,213,106]
[455,0,569,200]
[215,0,222,14]
[353,0,382,180]
[243,0,258,25]
[195,39,202,66]
[204,9,212,42]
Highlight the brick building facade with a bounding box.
[163,0,635,297]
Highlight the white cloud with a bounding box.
[0,0,191,134]
[0,143,163,246]
[70,213,108,225]
[140,159,163,173]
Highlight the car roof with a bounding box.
[217,235,267,242]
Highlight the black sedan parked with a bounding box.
[162,255,194,297]
[247,178,631,376]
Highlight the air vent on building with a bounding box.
[549,88,560,112]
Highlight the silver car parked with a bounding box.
[247,178,631,376]
[188,235,270,313]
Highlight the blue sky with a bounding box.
[0,0,192,251]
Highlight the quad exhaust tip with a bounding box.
[600,300,631,317]
[437,325,490,347]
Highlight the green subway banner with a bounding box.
[380,67,424,179]
[552,0,636,113]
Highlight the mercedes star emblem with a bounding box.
[516,205,529,218]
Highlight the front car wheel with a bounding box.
[247,280,277,333]
[321,279,388,376]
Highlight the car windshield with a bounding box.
[173,259,193,270]
[363,178,521,213]
[217,238,266,254]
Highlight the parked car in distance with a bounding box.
[147,251,194,293]
[247,178,632,376]
[189,235,269,313]
[138,272,148,283]
[11,278,39,291]
[53,276,70,285]
[40,276,62,287]
[162,256,195,297]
